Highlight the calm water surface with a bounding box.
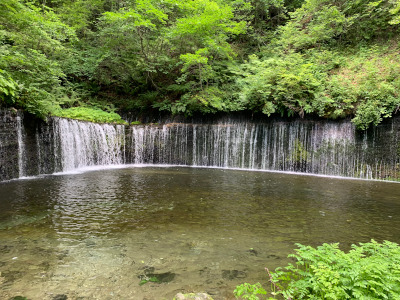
[0,167,399,299]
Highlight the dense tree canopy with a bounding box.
[1,0,400,128]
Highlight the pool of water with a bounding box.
[0,166,399,299]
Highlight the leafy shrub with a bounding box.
[0,69,18,105]
[328,47,400,129]
[235,240,400,300]
[236,53,325,118]
[278,1,352,50]
[234,282,267,300]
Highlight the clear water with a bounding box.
[0,166,399,300]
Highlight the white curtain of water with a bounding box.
[129,120,399,179]
[16,115,26,177]
[53,118,125,171]
[10,115,399,180]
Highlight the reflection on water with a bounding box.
[0,167,400,299]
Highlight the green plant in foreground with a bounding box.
[235,240,400,300]
[234,282,267,300]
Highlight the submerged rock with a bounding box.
[138,271,176,285]
[221,269,246,280]
[247,248,258,256]
[173,292,214,300]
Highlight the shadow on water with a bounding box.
[0,166,400,299]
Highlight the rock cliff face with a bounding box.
[0,110,19,181]
[0,110,56,181]
[0,109,399,182]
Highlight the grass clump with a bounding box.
[54,106,126,124]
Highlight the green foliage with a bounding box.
[0,69,18,105]
[0,0,76,53]
[236,52,325,117]
[180,49,213,90]
[0,0,77,118]
[230,41,400,129]
[54,107,126,124]
[139,276,160,285]
[234,282,267,300]
[390,0,400,25]
[172,0,246,39]
[92,0,247,113]
[268,240,400,299]
[327,47,400,129]
[277,0,400,51]
[130,120,142,125]
[1,0,400,128]
[278,1,353,50]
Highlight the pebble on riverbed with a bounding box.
[173,292,214,300]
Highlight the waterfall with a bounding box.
[128,119,400,180]
[52,118,125,171]
[129,123,192,165]
[0,110,399,181]
[16,114,26,177]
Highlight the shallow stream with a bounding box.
[0,166,399,299]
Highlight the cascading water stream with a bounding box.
[16,114,26,178]
[52,118,125,172]
[128,119,400,180]
[1,110,399,181]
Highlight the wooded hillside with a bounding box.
[1,0,400,128]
